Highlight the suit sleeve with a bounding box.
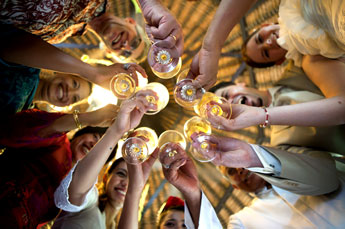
[254,145,339,195]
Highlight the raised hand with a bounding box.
[207,104,264,130]
[187,48,220,90]
[93,63,148,90]
[127,148,159,192]
[191,133,262,168]
[113,98,148,135]
[139,0,184,56]
[162,148,200,196]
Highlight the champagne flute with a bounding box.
[135,82,169,115]
[194,92,232,120]
[109,73,136,99]
[158,130,187,169]
[174,69,205,108]
[148,40,182,79]
[122,127,158,164]
[183,116,216,162]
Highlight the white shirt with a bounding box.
[184,191,223,229]
[227,172,345,229]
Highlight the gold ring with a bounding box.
[170,35,177,41]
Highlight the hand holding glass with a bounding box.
[122,127,158,164]
[174,69,205,108]
[195,92,232,120]
[148,40,182,79]
[135,82,169,115]
[158,130,187,169]
[183,116,216,162]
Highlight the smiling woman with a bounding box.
[35,73,93,108]
[52,157,128,229]
[0,64,93,115]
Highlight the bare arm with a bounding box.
[203,0,256,51]
[0,25,147,89]
[189,0,256,89]
[68,99,147,206]
[38,105,119,137]
[118,149,158,229]
[0,25,98,82]
[267,55,345,126]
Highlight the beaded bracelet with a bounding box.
[259,107,269,128]
[73,110,82,130]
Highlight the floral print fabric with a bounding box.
[0,0,107,43]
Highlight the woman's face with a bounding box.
[41,73,92,107]
[246,24,287,64]
[159,210,186,229]
[105,161,128,205]
[70,133,101,162]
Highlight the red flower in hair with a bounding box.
[163,196,184,212]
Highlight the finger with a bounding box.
[186,55,200,80]
[150,20,175,40]
[132,64,148,79]
[169,158,187,170]
[146,147,159,166]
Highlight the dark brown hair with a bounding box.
[241,29,276,68]
[98,156,125,212]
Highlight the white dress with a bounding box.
[277,0,345,66]
[53,163,106,229]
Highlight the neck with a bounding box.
[104,201,121,224]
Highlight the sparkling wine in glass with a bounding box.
[122,127,158,164]
[174,69,205,108]
[135,82,169,115]
[110,73,136,99]
[183,116,216,162]
[158,130,187,169]
[148,40,182,79]
[194,92,232,120]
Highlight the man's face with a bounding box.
[246,24,287,64]
[215,84,264,107]
[227,168,267,193]
[95,14,145,60]
[42,73,91,107]
[70,133,101,161]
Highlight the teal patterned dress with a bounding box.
[0,58,40,115]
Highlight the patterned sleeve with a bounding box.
[54,162,98,212]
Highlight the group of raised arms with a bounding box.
[0,0,344,228]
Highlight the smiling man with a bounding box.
[87,10,150,64]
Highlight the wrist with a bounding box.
[259,107,270,128]
[78,112,92,127]
[183,189,201,207]
[181,187,201,202]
